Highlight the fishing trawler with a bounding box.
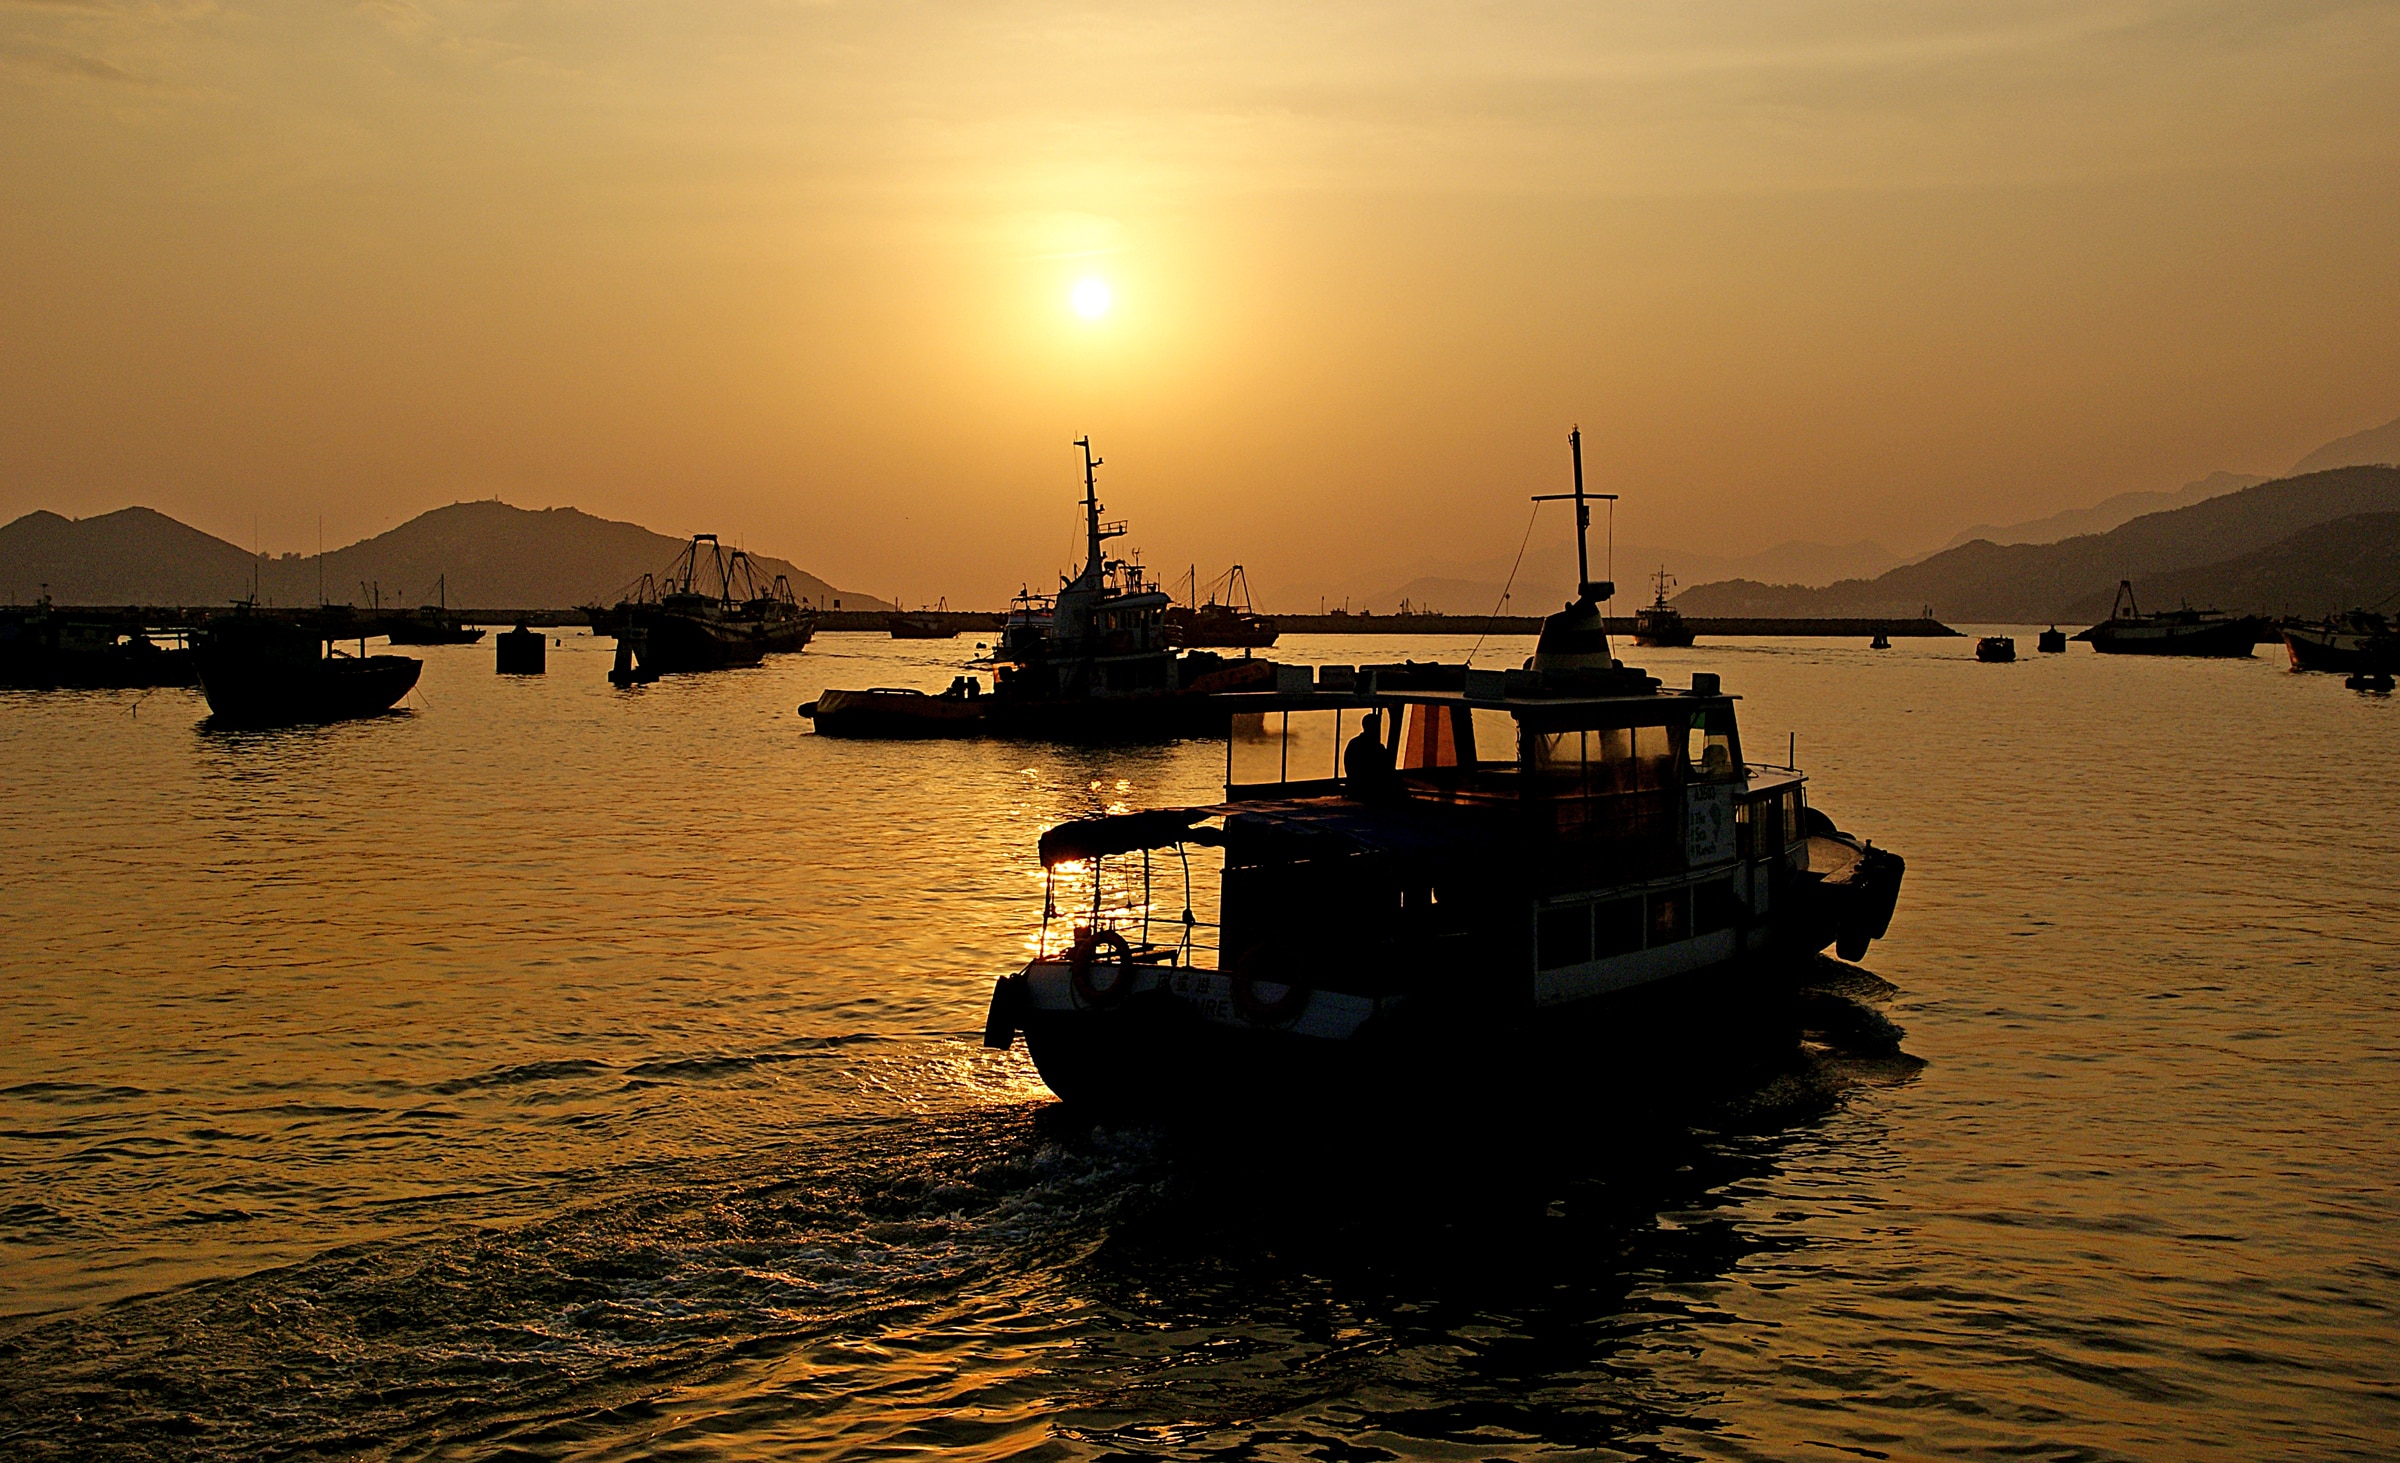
[806,439,1272,737]
[194,605,421,726]
[1632,567,1694,647]
[590,536,812,675]
[981,430,1907,1111]
[1164,566,1279,649]
[2080,581,2258,657]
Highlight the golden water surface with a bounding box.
[2,630,2395,1460]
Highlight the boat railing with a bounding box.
[1035,844,1225,969]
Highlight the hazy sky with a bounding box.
[4,1,2396,605]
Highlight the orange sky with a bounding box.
[3,2,2396,606]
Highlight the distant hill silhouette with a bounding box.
[1941,471,2265,551]
[0,507,262,606]
[2058,513,2400,621]
[2292,412,2400,475]
[0,500,888,611]
[1673,465,2400,622]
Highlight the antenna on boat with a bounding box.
[1074,436,1105,580]
[1530,425,1617,604]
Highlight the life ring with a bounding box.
[1068,928,1135,1008]
[1228,944,1310,1025]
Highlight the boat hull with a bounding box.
[2284,625,2398,673]
[2086,619,2255,657]
[991,835,1902,1114]
[807,687,986,737]
[383,622,485,646]
[621,612,767,673]
[196,654,422,726]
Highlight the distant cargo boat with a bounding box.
[381,575,484,646]
[1975,635,2016,663]
[2282,610,2398,674]
[1163,566,1278,649]
[194,607,421,726]
[2079,581,2257,658]
[1633,567,1695,648]
[2038,626,2068,653]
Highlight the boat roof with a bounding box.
[1219,685,1736,715]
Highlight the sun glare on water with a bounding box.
[1070,278,1113,319]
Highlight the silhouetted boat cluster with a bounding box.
[0,596,196,689]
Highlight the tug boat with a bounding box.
[807,439,1274,738]
[1632,567,1695,647]
[2079,580,2258,657]
[982,431,1907,1112]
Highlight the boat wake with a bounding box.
[0,963,1915,1462]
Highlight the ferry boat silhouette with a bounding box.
[983,430,1907,1111]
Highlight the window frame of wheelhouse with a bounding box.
[1218,687,1811,1006]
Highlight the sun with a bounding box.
[1070,278,1113,319]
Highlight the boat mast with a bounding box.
[1075,436,1105,583]
[1532,425,1617,603]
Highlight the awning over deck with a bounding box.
[1038,807,1225,867]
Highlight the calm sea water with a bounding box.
[2,629,2395,1461]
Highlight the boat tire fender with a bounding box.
[1229,945,1310,1026]
[1069,929,1135,1009]
[982,975,1022,1050]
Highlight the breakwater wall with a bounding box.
[49,607,1961,638]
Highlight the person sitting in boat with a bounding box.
[1345,711,1394,792]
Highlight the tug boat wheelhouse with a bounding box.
[983,431,1906,1111]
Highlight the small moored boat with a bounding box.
[1976,635,2016,663]
[195,607,421,726]
[2282,610,2397,674]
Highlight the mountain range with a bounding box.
[1939,471,2268,552]
[1672,466,2400,622]
[0,501,888,611]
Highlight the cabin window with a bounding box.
[1632,724,1676,791]
[1282,708,1346,783]
[1647,889,1691,946]
[1229,712,1283,786]
[1686,709,1739,781]
[1735,799,1757,858]
[1780,789,1805,846]
[1693,879,1738,935]
[1595,897,1644,956]
[1537,904,1591,969]
[1469,708,1520,767]
[1227,708,1347,787]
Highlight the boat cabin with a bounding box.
[1034,666,1817,1013]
